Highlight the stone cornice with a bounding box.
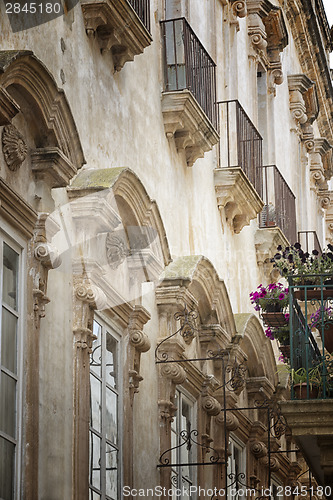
[0,177,37,238]
[284,0,333,145]
[0,86,20,125]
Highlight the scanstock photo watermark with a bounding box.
[2,0,79,31]
[122,485,333,498]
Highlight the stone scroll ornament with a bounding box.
[2,124,28,171]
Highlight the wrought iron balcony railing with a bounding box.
[128,0,150,32]
[161,17,217,129]
[297,231,322,254]
[217,100,263,197]
[259,165,297,244]
[288,274,333,400]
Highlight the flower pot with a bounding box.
[279,344,290,360]
[262,312,287,328]
[294,289,333,301]
[293,383,319,400]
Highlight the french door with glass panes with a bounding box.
[0,236,22,500]
[171,389,196,499]
[89,317,121,500]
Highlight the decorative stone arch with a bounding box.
[235,313,277,394]
[66,166,172,499]
[0,50,85,187]
[155,255,238,492]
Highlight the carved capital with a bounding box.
[202,395,222,416]
[2,124,28,171]
[232,0,247,18]
[250,440,268,458]
[34,243,61,269]
[216,411,240,431]
[129,329,151,352]
[74,282,107,310]
[160,363,186,385]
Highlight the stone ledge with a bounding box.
[280,399,333,436]
[0,177,37,238]
[214,167,264,233]
[81,0,152,71]
[0,86,20,126]
[161,90,219,167]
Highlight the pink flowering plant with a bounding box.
[264,317,290,343]
[249,283,289,313]
[310,306,333,329]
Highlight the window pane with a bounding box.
[2,244,19,311]
[106,442,118,500]
[105,388,117,444]
[0,372,16,437]
[105,332,117,389]
[0,436,15,500]
[91,322,102,378]
[89,431,101,491]
[90,375,101,433]
[1,308,17,374]
[89,491,101,500]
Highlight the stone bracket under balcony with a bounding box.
[254,227,289,281]
[214,167,264,234]
[161,90,219,167]
[280,400,333,487]
[81,0,152,71]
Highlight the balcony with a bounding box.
[214,100,264,233]
[81,0,152,71]
[160,18,219,167]
[280,276,333,488]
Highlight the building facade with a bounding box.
[0,0,333,499]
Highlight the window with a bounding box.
[0,235,22,500]
[227,437,246,500]
[89,317,121,500]
[171,389,196,499]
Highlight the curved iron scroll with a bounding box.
[155,307,199,363]
[157,429,224,467]
[254,397,289,439]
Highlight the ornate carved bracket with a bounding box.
[128,305,151,403]
[247,0,288,94]
[158,356,186,423]
[288,75,319,133]
[307,138,332,192]
[32,213,61,326]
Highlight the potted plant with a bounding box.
[310,306,333,353]
[291,366,321,399]
[271,243,333,298]
[250,283,289,327]
[265,323,290,359]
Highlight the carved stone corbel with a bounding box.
[318,189,331,210]
[250,440,268,458]
[308,138,332,192]
[231,0,247,18]
[32,213,61,326]
[215,410,240,431]
[158,361,186,423]
[288,75,318,135]
[260,455,280,471]
[127,305,151,403]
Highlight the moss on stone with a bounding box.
[70,167,127,190]
[163,255,203,279]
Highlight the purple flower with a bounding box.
[278,293,285,300]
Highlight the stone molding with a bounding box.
[0,86,20,125]
[31,147,77,188]
[214,167,264,233]
[0,177,38,239]
[81,0,152,71]
[161,90,219,167]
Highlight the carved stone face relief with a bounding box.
[2,124,28,171]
